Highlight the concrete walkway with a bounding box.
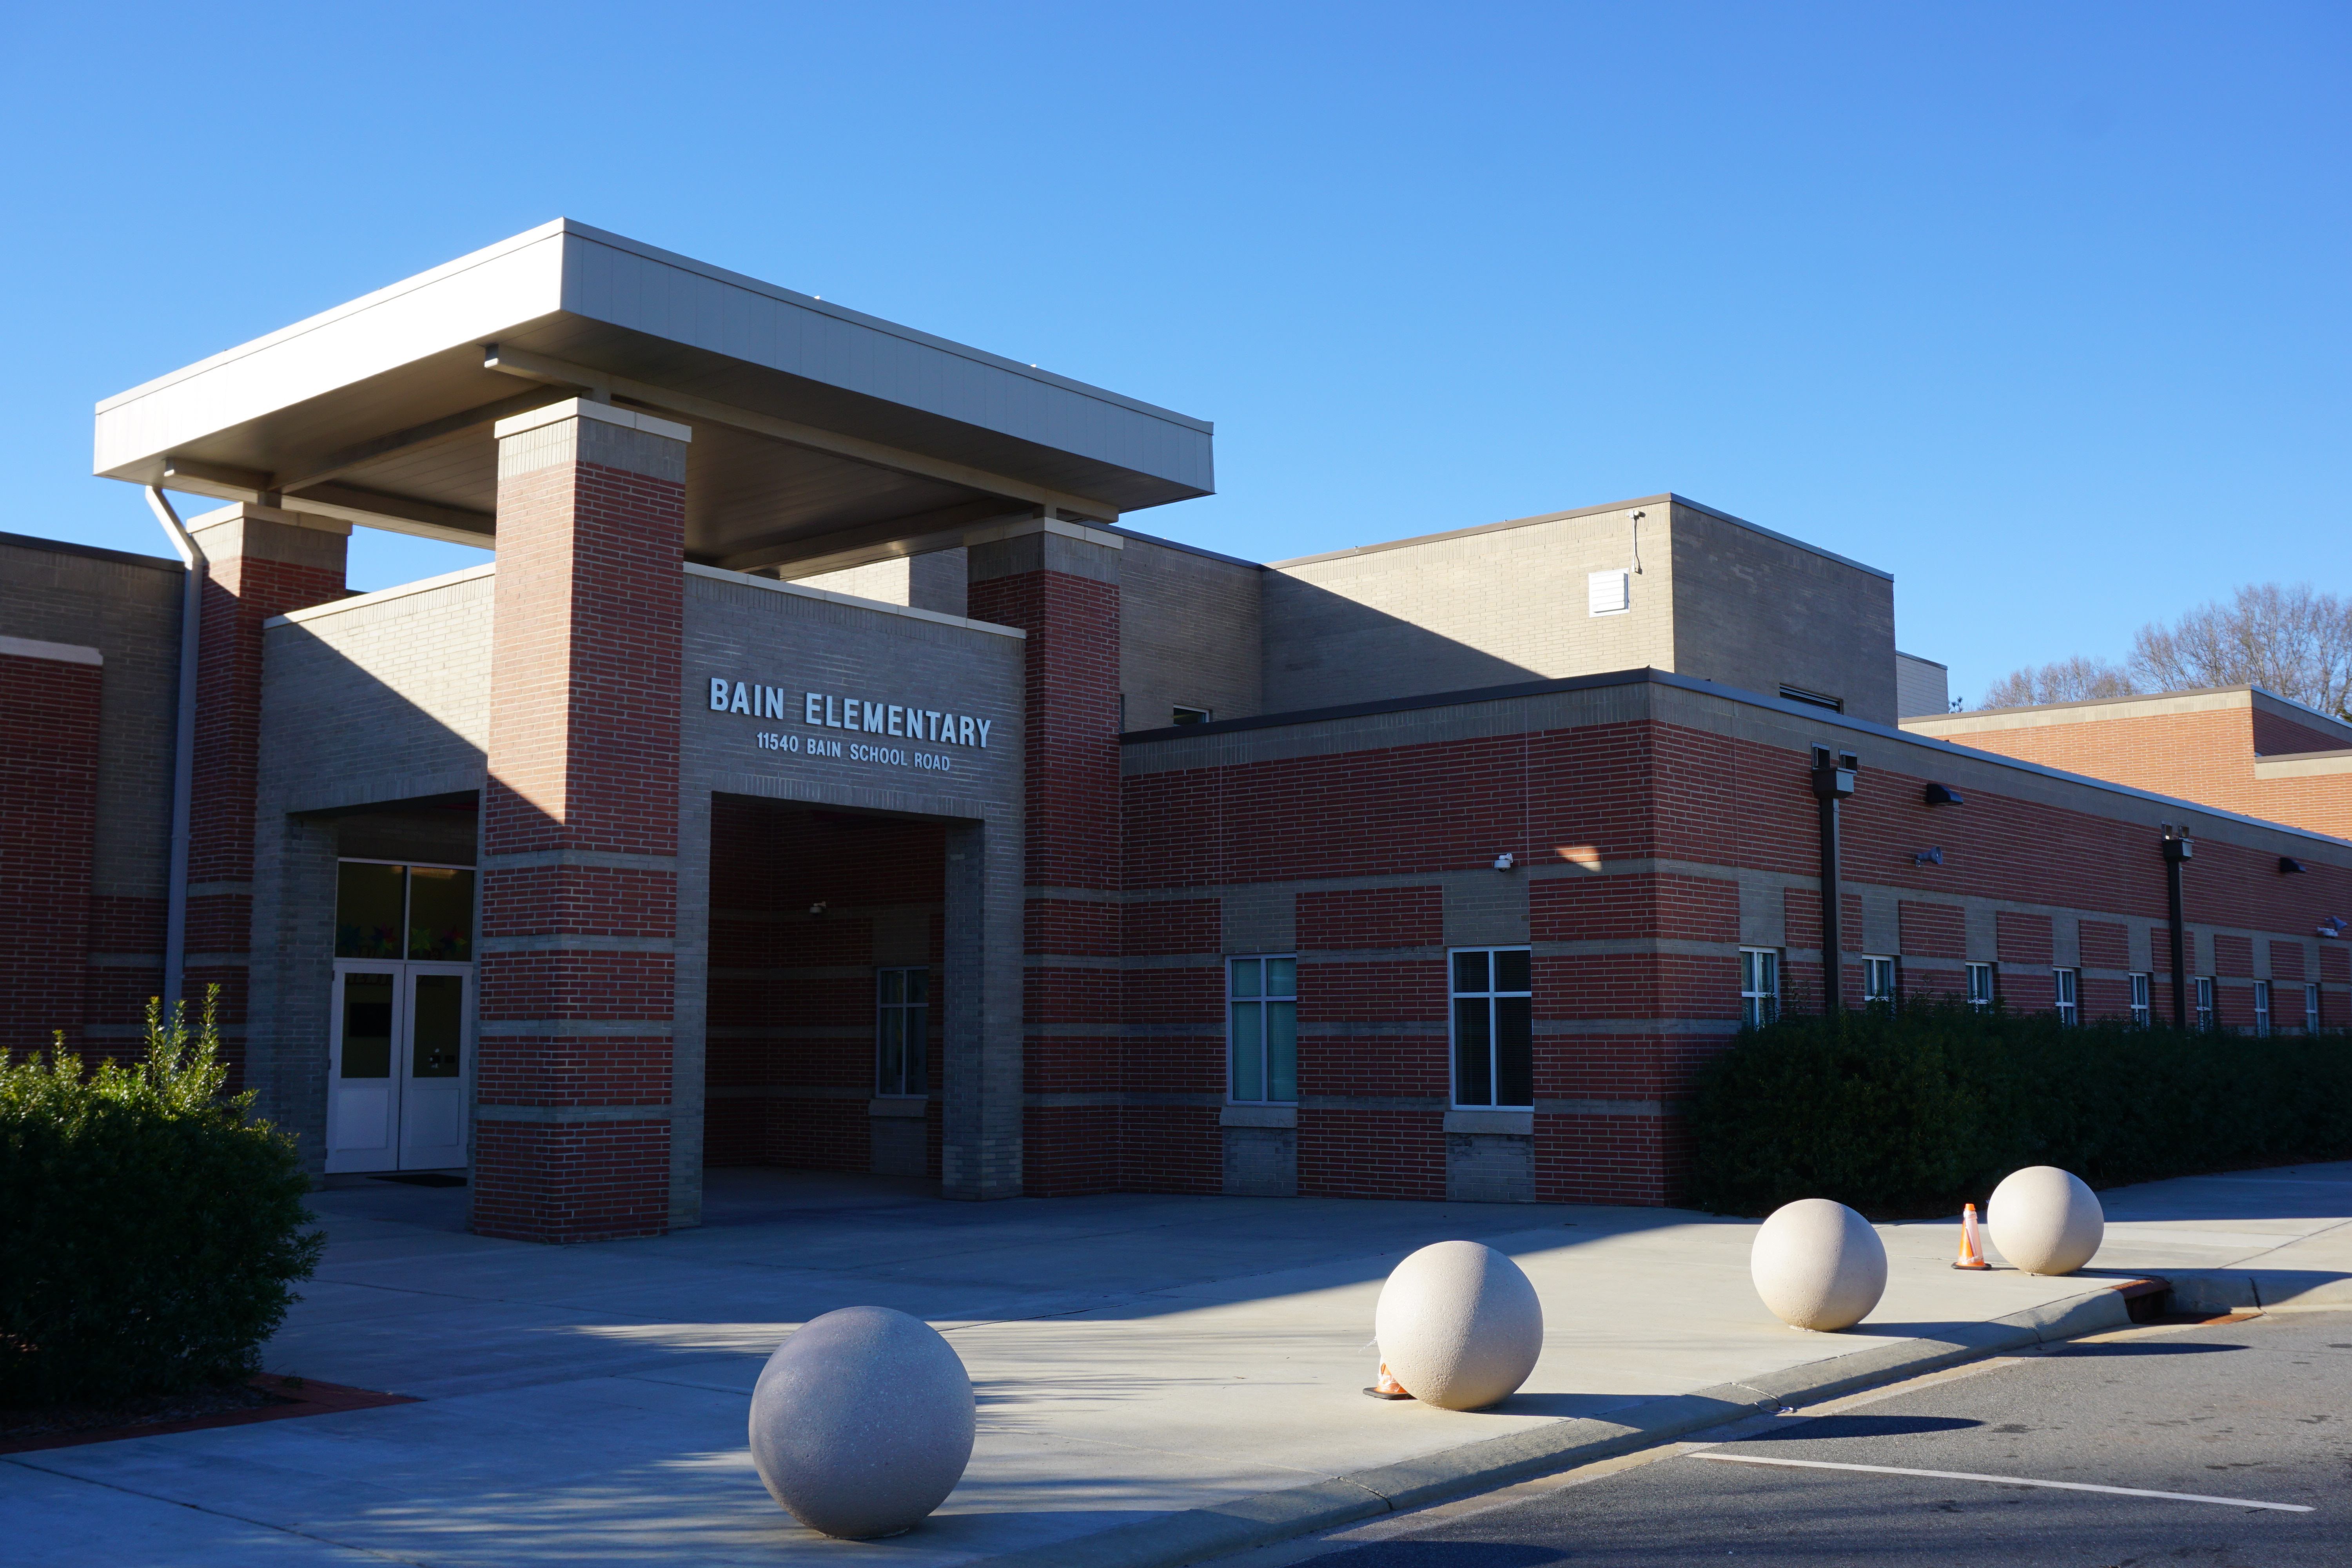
[6,1163,2349,1566]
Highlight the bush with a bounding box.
[1686,998,2352,1218]
[0,990,323,1406]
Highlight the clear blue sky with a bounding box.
[5,4,2344,707]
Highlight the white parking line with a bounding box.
[1684,1451,2313,1512]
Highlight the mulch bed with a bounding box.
[0,1375,414,1455]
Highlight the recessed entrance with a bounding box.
[328,860,475,1174]
[705,797,947,1182]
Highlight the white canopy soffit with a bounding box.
[93,220,1215,572]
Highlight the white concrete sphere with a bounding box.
[1373,1241,1544,1410]
[1988,1166,2104,1276]
[748,1305,975,1539]
[1749,1199,1887,1331]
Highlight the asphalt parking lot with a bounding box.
[1238,1308,2350,1566]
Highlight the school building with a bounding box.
[5,220,2349,1240]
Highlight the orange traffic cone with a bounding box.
[1363,1360,1414,1401]
[1953,1202,1990,1270]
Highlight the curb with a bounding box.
[2164,1267,2352,1316]
[965,1282,2149,1568]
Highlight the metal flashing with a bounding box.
[0,528,185,573]
[683,561,1026,639]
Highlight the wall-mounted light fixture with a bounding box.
[2280,857,2309,875]
[808,900,829,918]
[1914,848,1944,867]
[2319,915,2347,939]
[1493,852,1515,871]
[1923,783,1964,806]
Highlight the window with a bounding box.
[335,860,476,962]
[2053,967,2078,1025]
[2308,982,2323,1033]
[1172,705,1212,725]
[1965,962,1996,1010]
[2253,980,2272,1037]
[1740,949,1780,1028]
[2130,972,2151,1027]
[2196,976,2215,1031]
[1228,955,1297,1103]
[875,967,929,1096]
[1451,948,1532,1108]
[1862,956,1898,1008]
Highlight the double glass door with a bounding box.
[329,963,471,1171]
[328,859,475,1173]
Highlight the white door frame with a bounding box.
[327,958,474,1174]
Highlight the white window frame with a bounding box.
[2129,972,2151,1027]
[1965,962,1995,1010]
[1450,947,1534,1109]
[2307,982,2323,1033]
[1740,948,1780,1028]
[2253,979,2272,1037]
[2053,967,2079,1026]
[1227,955,1298,1104]
[874,965,930,1098]
[2196,975,2215,1031]
[1862,955,1898,1008]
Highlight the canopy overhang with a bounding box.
[94,221,1214,571]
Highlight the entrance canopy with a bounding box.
[94,221,1214,573]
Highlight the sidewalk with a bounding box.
[5,1161,2348,1567]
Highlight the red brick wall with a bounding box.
[0,653,100,1055]
[475,432,684,1243]
[1936,701,2352,841]
[186,530,347,1084]
[967,559,1125,1196]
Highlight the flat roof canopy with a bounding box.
[94,221,1214,572]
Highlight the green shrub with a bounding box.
[1686,998,2352,1218]
[0,990,323,1406]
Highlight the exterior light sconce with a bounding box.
[2280,857,2308,875]
[1914,848,1944,867]
[808,900,828,918]
[1923,783,1964,806]
[1493,852,1515,871]
[2319,916,2348,939]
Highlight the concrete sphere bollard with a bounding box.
[748,1305,975,1539]
[1749,1199,1887,1331]
[1987,1166,2104,1276]
[1373,1241,1544,1410]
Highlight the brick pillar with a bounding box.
[474,400,691,1243]
[966,517,1122,1196]
[183,506,350,1084]
[0,639,102,1055]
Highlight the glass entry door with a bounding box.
[329,963,472,1172]
[328,859,476,1174]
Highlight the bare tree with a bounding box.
[2129,584,2352,718]
[1979,655,2138,710]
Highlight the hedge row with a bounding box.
[1684,998,2352,1218]
[0,992,323,1406]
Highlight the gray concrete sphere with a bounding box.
[1373,1240,1544,1410]
[1750,1199,1887,1331]
[1988,1165,2104,1276]
[748,1305,975,1539]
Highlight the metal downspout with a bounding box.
[147,486,203,1012]
[2163,826,2193,1028]
[1810,747,1859,1014]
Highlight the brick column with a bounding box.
[966,517,1122,1196]
[0,639,102,1055]
[183,506,349,1084]
[474,400,690,1243]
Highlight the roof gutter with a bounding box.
[146,486,202,1012]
